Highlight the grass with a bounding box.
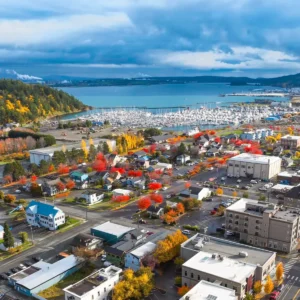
[0,241,33,261]
[57,216,82,233]
[38,263,96,299]
[217,128,244,136]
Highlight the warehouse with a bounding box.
[91,221,134,244]
[29,138,116,165]
[227,153,281,179]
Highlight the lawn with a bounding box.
[0,241,33,261]
[57,216,82,233]
[38,264,95,299]
[217,128,243,136]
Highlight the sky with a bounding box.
[1,0,300,78]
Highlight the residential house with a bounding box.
[240,129,273,141]
[206,147,220,157]
[282,157,294,168]
[41,179,59,197]
[89,171,109,184]
[106,154,122,166]
[126,178,146,190]
[124,242,156,271]
[280,135,300,150]
[63,266,122,300]
[105,171,121,185]
[277,171,300,185]
[112,189,132,197]
[81,191,104,205]
[132,150,148,159]
[149,134,174,144]
[147,205,164,218]
[273,146,283,156]
[0,225,3,239]
[136,158,150,168]
[176,154,191,165]
[179,186,211,201]
[70,233,103,252]
[26,200,65,231]
[8,255,83,297]
[70,171,89,189]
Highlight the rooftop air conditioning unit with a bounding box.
[239,251,248,257]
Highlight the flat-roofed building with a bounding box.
[226,198,300,253]
[181,233,275,281]
[179,280,237,300]
[227,153,281,179]
[283,185,300,208]
[182,251,256,299]
[8,255,83,297]
[64,266,122,300]
[280,135,300,150]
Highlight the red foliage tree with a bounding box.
[138,197,152,210]
[209,130,216,135]
[48,164,55,172]
[66,180,76,190]
[58,164,70,174]
[193,132,203,139]
[128,170,143,177]
[149,144,157,154]
[185,182,191,189]
[56,182,66,191]
[4,175,13,184]
[110,167,126,174]
[148,182,162,190]
[71,164,78,170]
[150,193,163,205]
[142,148,149,153]
[214,137,221,143]
[31,174,38,183]
[112,195,130,203]
[93,153,107,172]
[19,176,27,185]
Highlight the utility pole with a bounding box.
[30,226,34,245]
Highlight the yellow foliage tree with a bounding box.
[264,275,274,294]
[266,136,277,144]
[232,190,238,197]
[89,138,94,146]
[216,188,223,196]
[287,126,294,135]
[81,139,88,158]
[154,230,188,263]
[276,262,284,281]
[275,133,282,141]
[62,144,66,153]
[253,280,262,294]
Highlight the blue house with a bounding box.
[8,255,83,296]
[70,171,89,189]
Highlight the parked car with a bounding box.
[276,284,284,292]
[210,210,216,215]
[225,231,235,236]
[259,187,267,191]
[241,186,249,190]
[19,263,26,270]
[101,255,106,262]
[250,180,258,184]
[206,198,213,202]
[15,189,22,194]
[208,167,214,171]
[182,230,191,235]
[10,268,19,273]
[269,290,280,300]
[24,261,33,267]
[276,194,284,200]
[221,177,226,181]
[139,219,147,224]
[162,187,168,191]
[216,227,225,233]
[166,194,171,199]
[32,256,42,262]
[237,179,242,183]
[0,273,8,280]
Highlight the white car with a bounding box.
[182,230,191,235]
[221,177,226,181]
[250,180,258,184]
[166,195,171,199]
[101,254,106,262]
[208,167,214,171]
[237,179,242,183]
[15,190,22,194]
[162,187,168,191]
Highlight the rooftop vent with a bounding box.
[207,295,217,300]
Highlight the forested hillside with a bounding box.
[0,79,87,124]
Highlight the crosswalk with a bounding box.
[284,257,298,274]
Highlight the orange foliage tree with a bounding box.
[56,182,66,191]
[58,164,69,174]
[150,193,163,205]
[216,187,223,195]
[185,182,191,189]
[19,176,27,185]
[66,180,76,190]
[138,197,152,210]
[177,202,185,214]
[4,175,13,184]
[31,174,37,183]
[112,195,130,203]
[178,286,190,297]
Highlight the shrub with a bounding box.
[4,194,16,204]
[183,224,199,231]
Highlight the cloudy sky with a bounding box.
[2,0,300,78]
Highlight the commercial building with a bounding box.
[91,222,134,244]
[182,251,256,299]
[280,135,300,150]
[277,170,300,185]
[179,186,211,201]
[179,280,237,300]
[225,198,300,253]
[283,185,300,208]
[63,266,122,300]
[227,153,281,179]
[29,138,116,165]
[9,255,83,297]
[240,128,273,141]
[26,200,65,231]
[181,234,275,282]
[70,233,103,252]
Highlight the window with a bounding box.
[244,223,248,226]
[256,220,260,224]
[255,232,259,236]
[244,229,248,233]
[229,219,233,224]
[225,284,227,287]
[104,288,106,292]
[207,278,210,282]
[191,273,194,278]
[198,275,200,280]
[235,215,239,219]
[98,291,100,296]
[229,214,233,217]
[185,271,187,276]
[245,217,248,221]
[235,221,239,225]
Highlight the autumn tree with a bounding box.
[138,197,151,210]
[154,230,188,263]
[177,286,190,297]
[66,180,76,190]
[19,176,27,185]
[31,174,38,183]
[276,262,284,281]
[253,280,262,294]
[148,182,162,191]
[4,175,13,184]
[57,163,69,174]
[185,182,191,189]
[216,187,223,196]
[150,193,163,205]
[113,267,154,300]
[81,139,88,158]
[93,153,107,172]
[56,182,66,191]
[112,195,130,203]
[232,190,238,197]
[176,202,185,214]
[4,194,16,204]
[264,275,274,294]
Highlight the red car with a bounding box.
[210,210,216,215]
[269,291,280,300]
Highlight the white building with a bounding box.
[29,138,116,165]
[185,128,200,137]
[182,251,256,299]
[0,225,3,239]
[155,162,173,170]
[112,189,132,197]
[64,266,122,300]
[179,280,237,300]
[179,187,211,201]
[81,191,104,205]
[26,200,65,231]
[227,153,281,179]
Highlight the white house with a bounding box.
[156,162,173,170]
[176,154,191,165]
[112,189,132,197]
[64,266,122,300]
[26,200,65,231]
[185,127,200,137]
[81,191,104,205]
[0,225,4,239]
[179,187,211,201]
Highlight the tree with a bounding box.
[232,190,238,197]
[56,182,66,191]
[176,202,185,214]
[150,193,163,205]
[113,267,154,300]
[174,256,184,266]
[4,194,16,204]
[112,195,130,203]
[177,286,190,297]
[48,164,55,172]
[276,262,284,281]
[66,180,76,190]
[81,139,88,158]
[185,182,191,189]
[3,161,25,181]
[259,194,266,201]
[58,163,69,174]
[31,174,38,183]
[253,280,262,294]
[143,128,162,138]
[3,222,14,248]
[148,182,162,191]
[19,176,27,185]
[4,175,13,184]
[19,231,28,244]
[88,144,97,161]
[158,155,169,163]
[242,192,249,198]
[93,153,107,172]
[138,197,151,210]
[216,187,223,196]
[264,275,274,294]
[102,142,111,154]
[177,142,187,155]
[52,150,66,166]
[154,230,188,263]
[39,159,50,174]
[217,206,226,216]
[244,293,254,300]
[0,190,4,200]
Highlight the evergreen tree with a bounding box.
[88,144,97,161]
[3,161,25,181]
[103,142,111,154]
[52,150,67,166]
[177,142,187,155]
[3,222,14,248]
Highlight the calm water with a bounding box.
[59,83,288,126]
